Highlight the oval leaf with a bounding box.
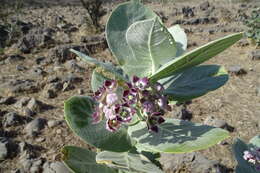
[64,96,135,152]
[106,0,157,66]
[91,69,109,92]
[249,135,260,147]
[150,32,243,82]
[232,137,260,173]
[62,146,117,173]
[168,25,187,56]
[160,65,228,101]
[125,17,177,77]
[128,118,229,153]
[96,151,164,173]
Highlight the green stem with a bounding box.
[127,120,140,126]
[136,109,146,121]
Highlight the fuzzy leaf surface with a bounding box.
[106,0,157,66]
[168,25,187,56]
[125,18,177,77]
[64,96,134,152]
[160,65,228,101]
[232,136,260,173]
[62,146,117,173]
[150,32,243,82]
[96,151,164,173]
[128,118,229,153]
[91,69,109,92]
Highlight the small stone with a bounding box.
[43,161,70,173]
[30,67,47,77]
[176,106,192,121]
[62,82,74,92]
[78,89,84,95]
[0,140,8,160]
[42,89,57,99]
[182,6,195,18]
[56,129,62,134]
[199,1,210,11]
[47,120,62,128]
[0,96,16,105]
[237,39,249,47]
[7,79,38,94]
[3,112,23,127]
[16,65,27,71]
[25,118,47,137]
[63,73,83,83]
[14,97,31,108]
[160,152,224,173]
[20,157,43,173]
[0,137,18,160]
[5,55,25,63]
[19,141,39,159]
[35,137,45,142]
[204,116,234,132]
[23,107,35,117]
[47,76,61,83]
[249,50,260,60]
[35,56,46,65]
[27,98,42,113]
[227,65,247,75]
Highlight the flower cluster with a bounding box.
[92,76,171,132]
[243,147,260,171]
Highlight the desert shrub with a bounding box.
[244,8,260,47]
[79,0,106,30]
[0,0,24,48]
[61,1,243,173]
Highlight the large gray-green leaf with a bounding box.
[232,136,260,173]
[64,96,135,152]
[160,65,228,101]
[91,69,109,92]
[150,32,243,82]
[128,118,229,153]
[70,49,127,81]
[106,0,157,66]
[249,135,260,147]
[125,17,177,77]
[96,151,164,173]
[168,25,187,57]
[62,146,117,173]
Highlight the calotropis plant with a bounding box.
[62,0,243,172]
[232,135,260,173]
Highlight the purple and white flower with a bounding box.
[92,76,172,133]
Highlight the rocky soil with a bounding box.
[0,0,260,173]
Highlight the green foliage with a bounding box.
[96,151,163,173]
[91,69,109,92]
[62,146,117,173]
[244,8,260,47]
[149,32,243,82]
[232,136,260,173]
[124,17,177,77]
[160,65,228,102]
[128,118,229,153]
[106,0,157,66]
[64,96,135,152]
[63,0,243,172]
